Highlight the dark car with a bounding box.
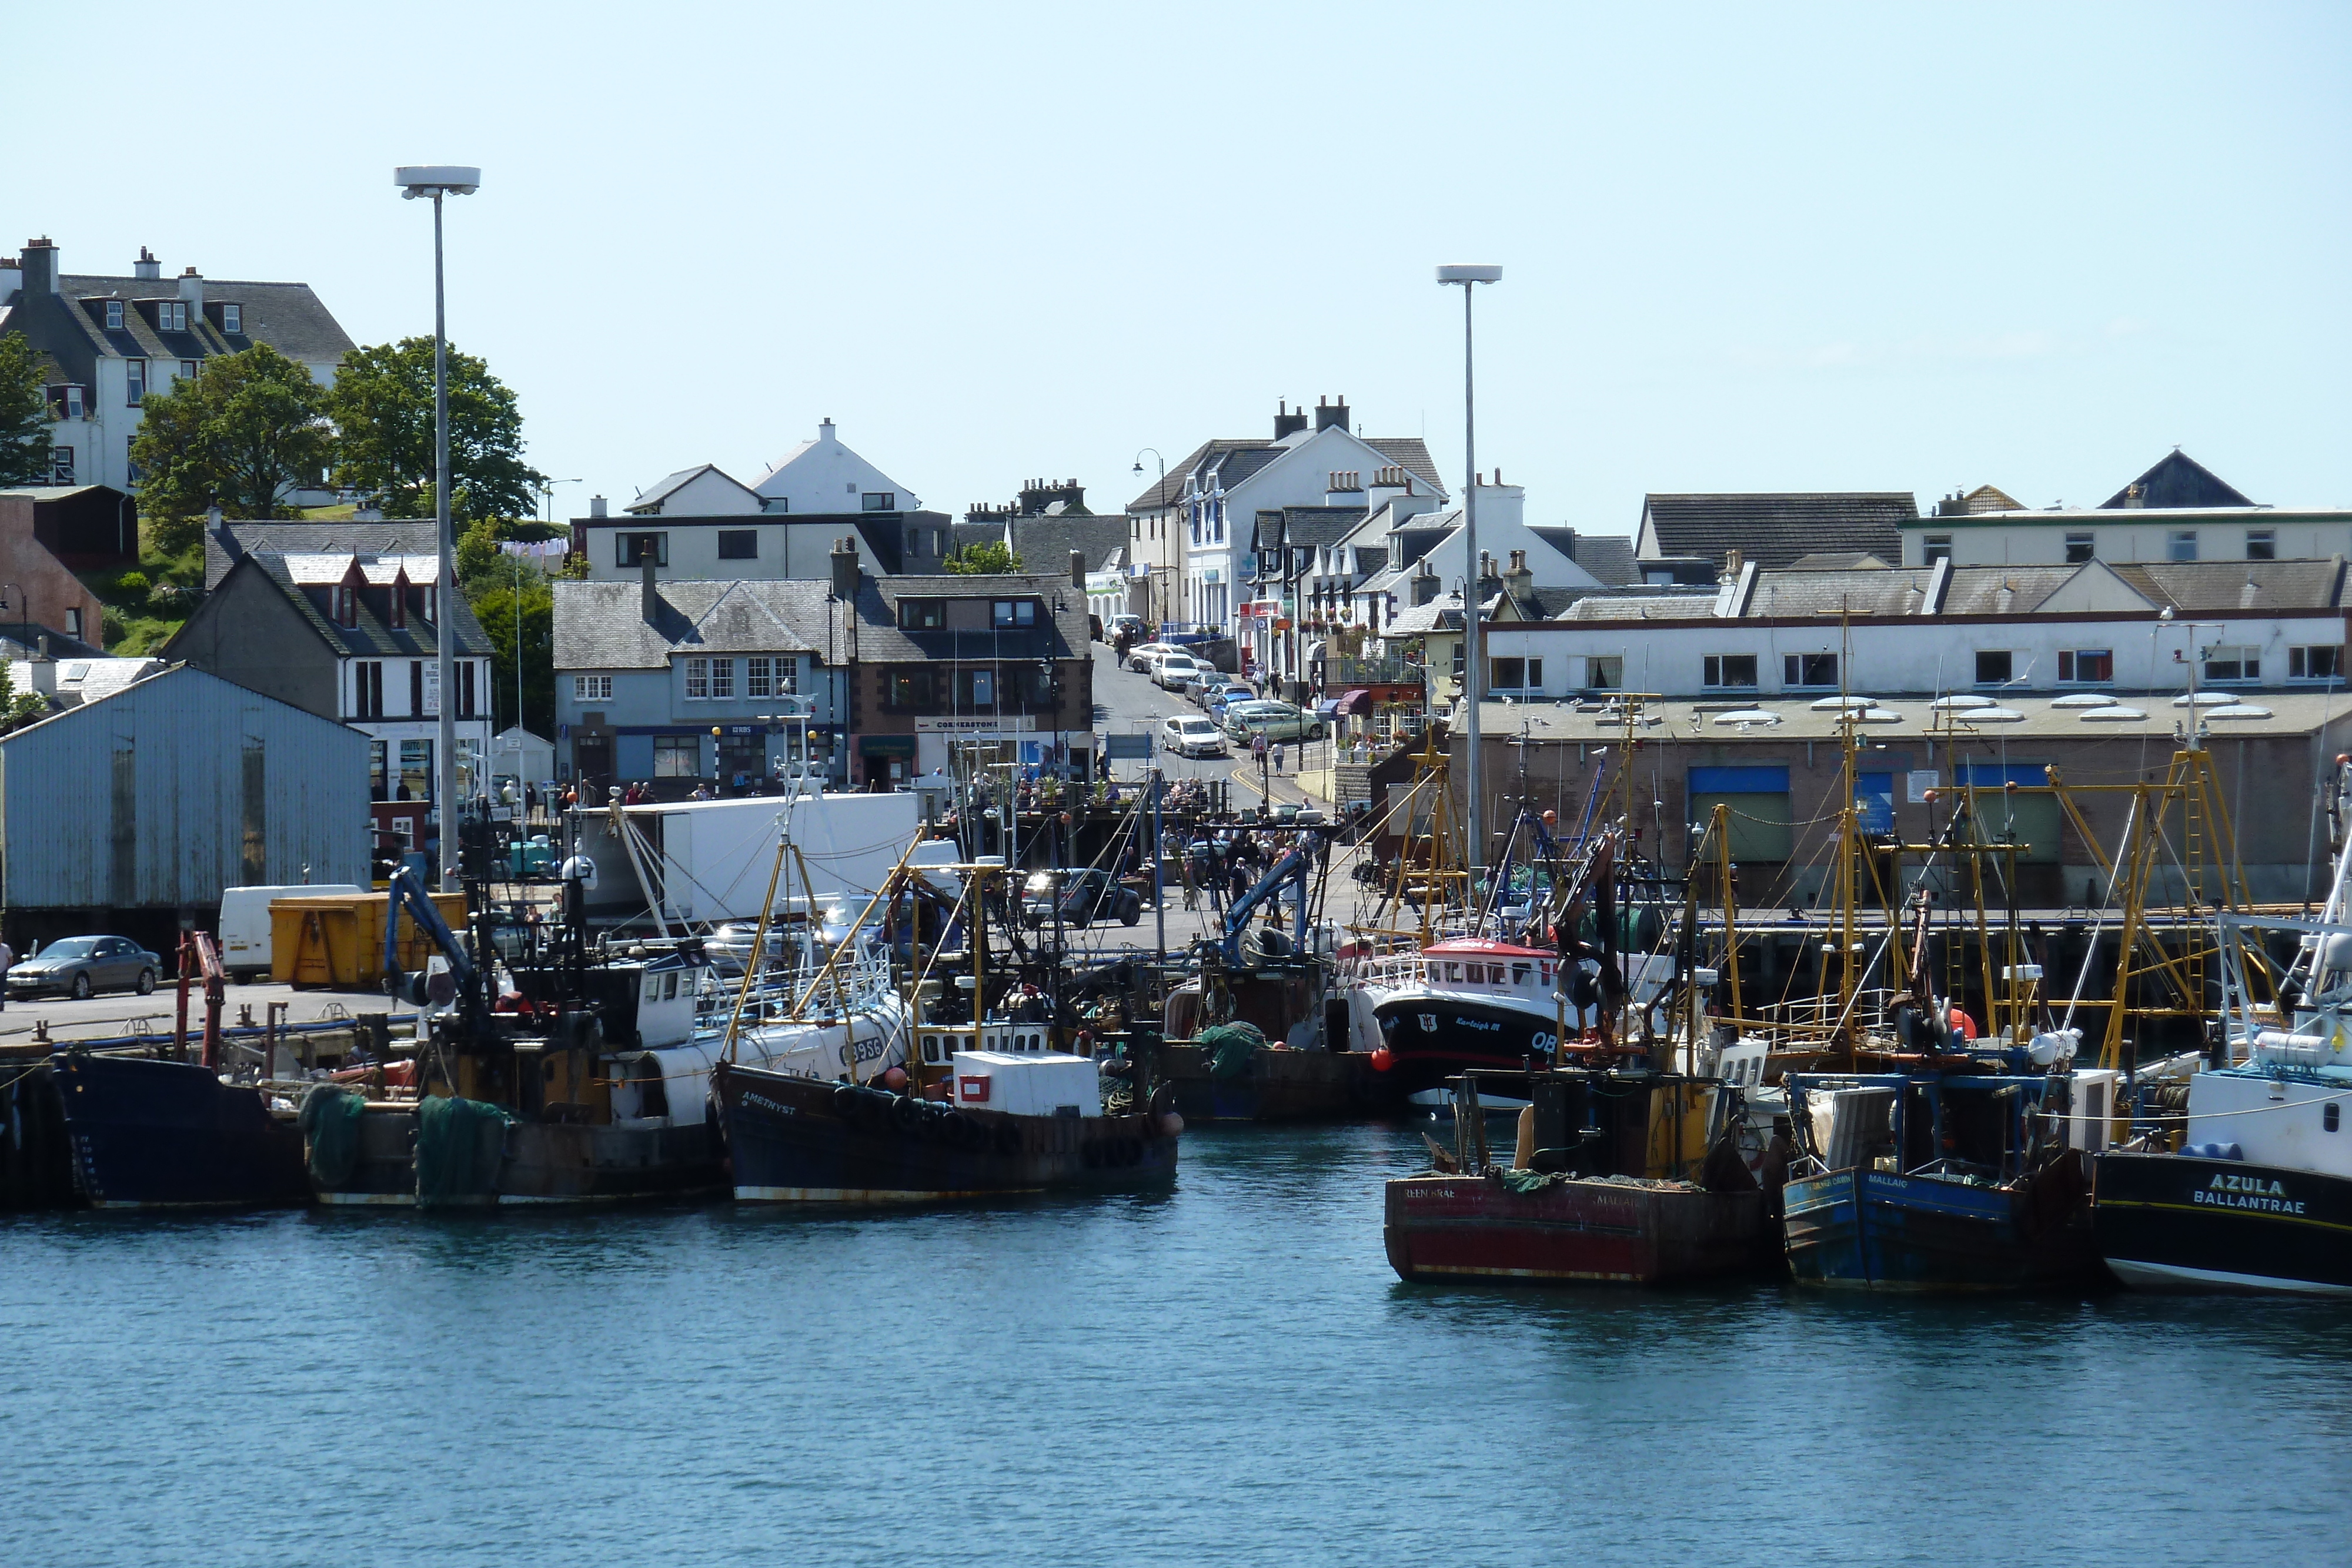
[1021,868,1143,930]
[8,935,163,999]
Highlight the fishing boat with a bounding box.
[2095,761,2352,1295]
[1384,1060,1778,1285]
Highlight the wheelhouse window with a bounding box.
[2290,646,2344,681]
[717,529,757,560]
[1975,650,2014,685]
[1783,653,1837,688]
[1702,653,1758,690]
[898,599,944,630]
[2057,649,2113,684]
[991,599,1038,629]
[2064,532,2094,564]
[2201,645,2260,682]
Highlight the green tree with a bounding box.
[0,657,53,733]
[131,344,331,546]
[944,540,1024,574]
[327,337,546,521]
[470,574,555,736]
[0,334,56,487]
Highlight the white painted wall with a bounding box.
[752,419,917,515]
[635,467,761,516]
[1485,611,2351,698]
[581,520,886,582]
[1900,511,2352,567]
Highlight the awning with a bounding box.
[858,734,918,758]
[1314,699,1341,717]
[1335,688,1374,716]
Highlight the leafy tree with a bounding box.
[0,657,52,733]
[470,574,555,735]
[131,345,331,545]
[0,334,56,487]
[944,540,1024,574]
[328,337,546,521]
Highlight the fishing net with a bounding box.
[1197,1022,1267,1080]
[296,1083,366,1188]
[416,1094,510,1206]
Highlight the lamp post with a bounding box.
[1436,263,1502,899]
[525,477,582,737]
[1132,447,1167,634]
[396,164,481,891]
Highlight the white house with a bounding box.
[752,417,918,516]
[1,238,355,495]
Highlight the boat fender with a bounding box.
[1158,1112,1185,1138]
[891,1094,925,1134]
[832,1083,865,1122]
[1149,1082,1177,1117]
[1369,1048,1393,1072]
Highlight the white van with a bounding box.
[218,884,364,982]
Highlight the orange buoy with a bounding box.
[1369,1048,1393,1071]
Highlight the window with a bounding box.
[2247,529,2276,561]
[354,660,385,717]
[370,740,388,801]
[399,739,432,800]
[684,657,709,700]
[49,446,72,483]
[1703,653,1759,689]
[747,657,773,698]
[458,660,477,718]
[899,599,944,630]
[2202,646,2260,682]
[2057,649,2113,684]
[861,492,895,511]
[717,529,757,560]
[104,300,123,331]
[221,303,240,333]
[1586,656,1622,690]
[332,584,356,626]
[2168,530,2199,562]
[410,660,426,715]
[709,657,734,700]
[617,532,667,567]
[992,599,1038,629]
[1783,653,1838,688]
[653,735,699,777]
[65,607,83,639]
[2290,646,2344,680]
[958,668,995,708]
[157,301,187,332]
[1487,657,1542,690]
[1923,534,1952,564]
[573,674,612,703]
[125,359,145,406]
[62,386,83,418]
[1975,650,2014,685]
[888,670,933,708]
[2064,532,2094,564]
[179,359,198,381]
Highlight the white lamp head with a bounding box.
[1436,263,1503,285]
[396,165,482,199]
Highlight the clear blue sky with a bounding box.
[10,2,2348,528]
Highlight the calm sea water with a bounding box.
[4,1123,2347,1568]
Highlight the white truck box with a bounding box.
[951,1051,1101,1119]
[218,883,365,980]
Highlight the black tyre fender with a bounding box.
[1150,1082,1177,1118]
[832,1083,866,1125]
[890,1094,924,1134]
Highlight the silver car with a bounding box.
[8,935,163,999]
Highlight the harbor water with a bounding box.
[5,1124,2347,1567]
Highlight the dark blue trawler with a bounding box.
[1781,1052,2109,1289]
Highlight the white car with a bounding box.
[1151,653,1202,690]
[1161,714,1230,759]
[1126,641,1182,673]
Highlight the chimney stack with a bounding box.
[1273,399,1307,440]
[1070,549,1087,590]
[1314,394,1350,433]
[133,246,160,280]
[20,237,58,295]
[818,417,838,445]
[178,266,205,311]
[640,554,660,623]
[830,537,860,600]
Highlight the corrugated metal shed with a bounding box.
[0,665,369,912]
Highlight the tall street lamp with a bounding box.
[1132,447,1166,633]
[396,163,480,891]
[1436,262,1501,901]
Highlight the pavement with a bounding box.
[0,978,400,1048]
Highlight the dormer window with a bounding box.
[389,580,407,628]
[333,585,358,627]
[221,303,241,333]
[63,386,85,419]
[156,301,188,333]
[105,300,124,331]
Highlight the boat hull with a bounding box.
[714,1064,1178,1202]
[1372,994,1558,1098]
[1384,1172,1773,1285]
[49,1053,309,1211]
[2094,1151,2352,1296]
[1782,1154,2097,1290]
[311,1104,722,1208]
[1161,1044,1391,1122]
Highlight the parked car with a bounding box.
[1161,714,1231,759]
[1225,700,1328,743]
[1088,613,1104,642]
[8,935,163,999]
[1125,640,1182,673]
[1021,867,1144,928]
[1196,677,1250,710]
[1151,653,1203,690]
[1108,614,1147,648]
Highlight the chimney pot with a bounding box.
[133,245,160,281]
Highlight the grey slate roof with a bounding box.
[2101,450,2255,511]
[553,579,837,669]
[1127,439,1264,512]
[1004,513,1130,576]
[199,551,495,659]
[7,270,355,394]
[853,573,1089,664]
[1128,433,1448,513]
[1528,526,1638,586]
[206,519,442,589]
[1641,492,1917,570]
[2109,557,2348,612]
[1364,437,1444,492]
[1274,506,1367,549]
